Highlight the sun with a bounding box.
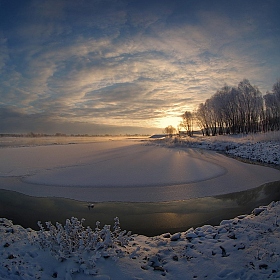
[157,116,182,130]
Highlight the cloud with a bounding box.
[0,0,279,133]
[0,106,158,135]
[0,37,9,74]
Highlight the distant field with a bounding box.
[0,135,148,148]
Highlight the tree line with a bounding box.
[179,79,280,136]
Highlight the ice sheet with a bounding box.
[0,140,279,202]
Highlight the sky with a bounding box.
[0,0,279,135]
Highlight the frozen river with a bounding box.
[0,138,279,202]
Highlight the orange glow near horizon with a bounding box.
[157,116,182,130]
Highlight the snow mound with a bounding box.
[226,141,280,165]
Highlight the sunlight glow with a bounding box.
[157,116,182,130]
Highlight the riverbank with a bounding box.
[149,131,280,167]
[1,201,280,279]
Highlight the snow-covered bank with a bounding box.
[150,131,280,166]
[1,201,280,279]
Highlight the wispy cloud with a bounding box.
[0,0,279,133]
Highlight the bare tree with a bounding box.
[264,80,280,131]
[180,111,194,136]
[193,79,271,136]
[195,103,210,136]
[163,125,177,137]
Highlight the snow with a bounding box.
[0,201,280,279]
[226,141,279,165]
[0,132,280,279]
[153,131,280,166]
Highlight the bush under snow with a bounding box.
[36,217,132,275]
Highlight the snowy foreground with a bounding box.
[1,202,280,279]
[0,132,280,279]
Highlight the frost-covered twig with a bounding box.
[36,217,132,275]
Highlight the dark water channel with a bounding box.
[0,181,280,237]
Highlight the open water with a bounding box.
[0,181,279,236]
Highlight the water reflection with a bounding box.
[216,181,280,206]
[0,181,279,236]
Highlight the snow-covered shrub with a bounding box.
[36,217,132,273]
